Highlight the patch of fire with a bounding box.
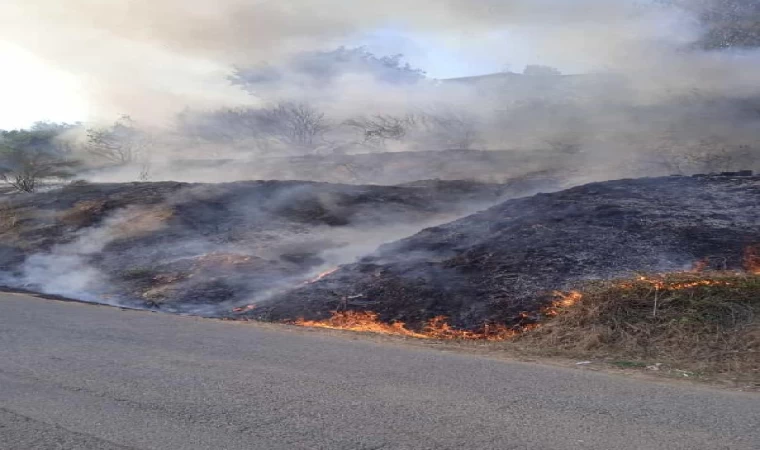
[232,304,257,313]
[304,268,338,284]
[542,291,583,317]
[289,291,583,341]
[620,275,734,291]
[744,245,760,275]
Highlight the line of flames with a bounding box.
[289,265,760,340]
[291,291,581,341]
[259,245,760,340]
[304,268,339,284]
[745,245,760,275]
[620,276,734,291]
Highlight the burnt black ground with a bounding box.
[248,175,760,329]
[0,179,547,313]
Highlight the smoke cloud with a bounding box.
[0,0,723,119]
[1,0,759,314]
[0,0,758,185]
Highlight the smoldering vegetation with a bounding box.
[0,0,759,341]
[7,61,760,187]
[2,1,760,187]
[0,178,539,313]
[247,174,760,330]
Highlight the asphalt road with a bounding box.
[0,293,758,450]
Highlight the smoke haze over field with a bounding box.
[0,1,740,119]
[0,0,758,183]
[0,1,759,321]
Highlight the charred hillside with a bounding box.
[144,149,572,186]
[0,179,534,312]
[248,174,760,330]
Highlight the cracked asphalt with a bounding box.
[1,293,758,450]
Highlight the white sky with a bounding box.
[356,28,544,77]
[0,29,565,130]
[0,42,89,130]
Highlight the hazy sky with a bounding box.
[0,0,688,130]
[356,27,549,77]
[0,28,554,130]
[0,43,89,129]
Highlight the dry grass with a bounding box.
[59,201,174,237]
[58,200,108,228]
[110,205,175,238]
[519,272,760,377]
[0,202,20,233]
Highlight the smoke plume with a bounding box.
[0,1,726,119]
[0,0,758,184]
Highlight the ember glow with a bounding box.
[294,311,429,338]
[542,291,583,317]
[291,290,580,340]
[625,275,734,290]
[293,311,529,340]
[304,268,339,284]
[744,246,760,275]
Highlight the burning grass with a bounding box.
[292,311,535,340]
[290,290,581,341]
[520,272,760,375]
[744,245,760,275]
[290,271,759,377]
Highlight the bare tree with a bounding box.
[176,108,262,145]
[0,146,79,192]
[411,110,481,150]
[0,126,80,192]
[344,110,481,151]
[261,102,330,151]
[176,103,330,154]
[344,114,411,149]
[86,115,151,164]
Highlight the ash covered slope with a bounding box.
[250,175,760,329]
[0,179,528,312]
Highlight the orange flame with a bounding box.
[290,268,759,340]
[621,275,733,290]
[293,311,530,340]
[744,246,760,275]
[294,311,428,338]
[291,291,580,341]
[304,268,339,284]
[542,291,583,317]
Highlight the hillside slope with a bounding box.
[0,179,530,312]
[248,175,760,329]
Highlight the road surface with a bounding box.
[0,293,758,450]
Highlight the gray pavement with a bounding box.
[0,293,757,450]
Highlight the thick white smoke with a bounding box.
[0,0,757,185]
[0,0,726,121]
